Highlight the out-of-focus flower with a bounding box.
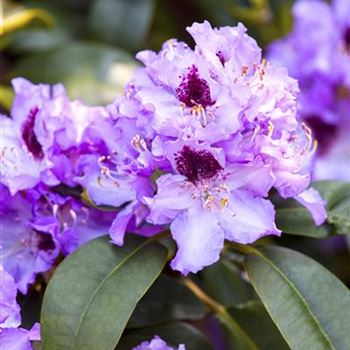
[267,0,350,180]
[133,336,185,350]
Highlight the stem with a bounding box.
[225,241,259,255]
[182,278,259,350]
[182,278,224,314]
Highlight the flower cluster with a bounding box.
[1,22,326,284]
[1,21,327,346]
[267,0,350,180]
[99,21,326,274]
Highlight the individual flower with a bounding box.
[267,0,350,180]
[133,336,185,350]
[144,141,281,274]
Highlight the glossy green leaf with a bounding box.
[313,181,350,234]
[128,275,206,328]
[275,201,333,238]
[274,181,350,237]
[41,236,168,350]
[89,0,156,51]
[201,258,256,306]
[13,43,137,104]
[116,322,213,350]
[225,301,289,350]
[245,246,350,350]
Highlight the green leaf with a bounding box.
[0,84,14,111]
[275,202,333,238]
[13,42,137,105]
[41,235,168,350]
[88,0,156,51]
[128,275,206,328]
[201,258,256,306]
[245,246,350,350]
[116,321,213,350]
[225,301,289,350]
[274,181,350,237]
[313,181,350,234]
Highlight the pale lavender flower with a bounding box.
[133,336,185,350]
[102,21,327,274]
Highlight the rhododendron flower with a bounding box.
[268,0,350,180]
[102,21,327,274]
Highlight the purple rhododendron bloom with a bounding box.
[133,336,185,350]
[97,21,326,274]
[0,187,60,294]
[267,0,350,180]
[0,21,328,276]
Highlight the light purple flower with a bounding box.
[133,336,185,350]
[144,142,280,274]
[0,267,21,328]
[267,0,350,180]
[0,188,60,294]
[0,323,40,350]
[96,20,327,274]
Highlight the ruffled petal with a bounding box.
[220,190,280,243]
[170,204,224,274]
[295,187,327,225]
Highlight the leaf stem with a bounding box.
[182,278,259,350]
[225,241,259,255]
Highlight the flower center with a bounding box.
[176,65,215,108]
[36,231,56,251]
[175,146,222,183]
[21,107,44,160]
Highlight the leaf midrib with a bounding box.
[247,250,336,350]
[71,239,151,350]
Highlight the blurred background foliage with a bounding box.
[1,0,349,286]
